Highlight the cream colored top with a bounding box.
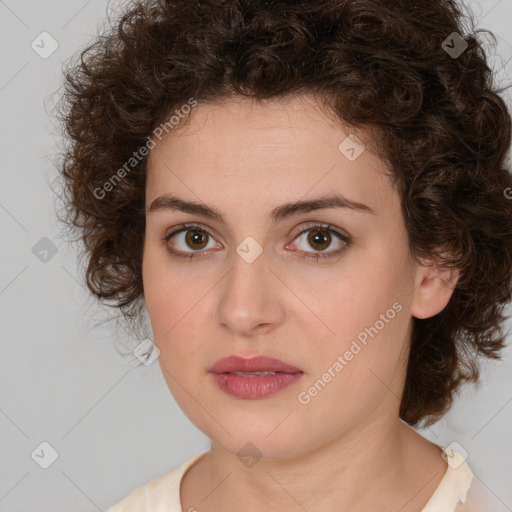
[105,447,508,511]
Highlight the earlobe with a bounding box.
[410,259,460,320]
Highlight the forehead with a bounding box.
[145,94,398,221]
[150,94,370,156]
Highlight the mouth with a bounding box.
[209,355,304,399]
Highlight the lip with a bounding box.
[209,356,304,399]
[209,355,303,374]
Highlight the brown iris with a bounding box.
[307,228,331,251]
[185,229,209,250]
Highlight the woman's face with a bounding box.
[142,94,451,460]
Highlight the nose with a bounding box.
[215,246,286,338]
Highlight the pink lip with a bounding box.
[209,355,302,374]
[209,356,304,399]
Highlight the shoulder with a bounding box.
[421,448,473,512]
[423,446,510,512]
[105,451,208,512]
[454,473,511,512]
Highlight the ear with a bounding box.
[410,253,460,320]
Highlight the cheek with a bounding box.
[296,310,409,431]
[142,251,209,376]
[305,259,411,386]
[311,266,395,340]
[143,247,195,334]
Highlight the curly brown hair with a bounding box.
[55,0,512,427]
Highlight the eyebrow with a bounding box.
[147,193,375,225]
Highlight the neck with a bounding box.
[181,415,447,512]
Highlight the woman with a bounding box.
[56,0,512,510]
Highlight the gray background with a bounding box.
[1,0,511,510]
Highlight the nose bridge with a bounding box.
[226,235,269,303]
[216,237,283,334]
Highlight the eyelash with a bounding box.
[162,222,351,262]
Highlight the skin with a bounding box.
[142,93,460,512]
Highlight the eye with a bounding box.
[163,223,219,259]
[162,222,351,261]
[287,223,350,261]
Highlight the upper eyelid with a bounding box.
[165,222,217,240]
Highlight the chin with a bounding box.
[203,416,312,463]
